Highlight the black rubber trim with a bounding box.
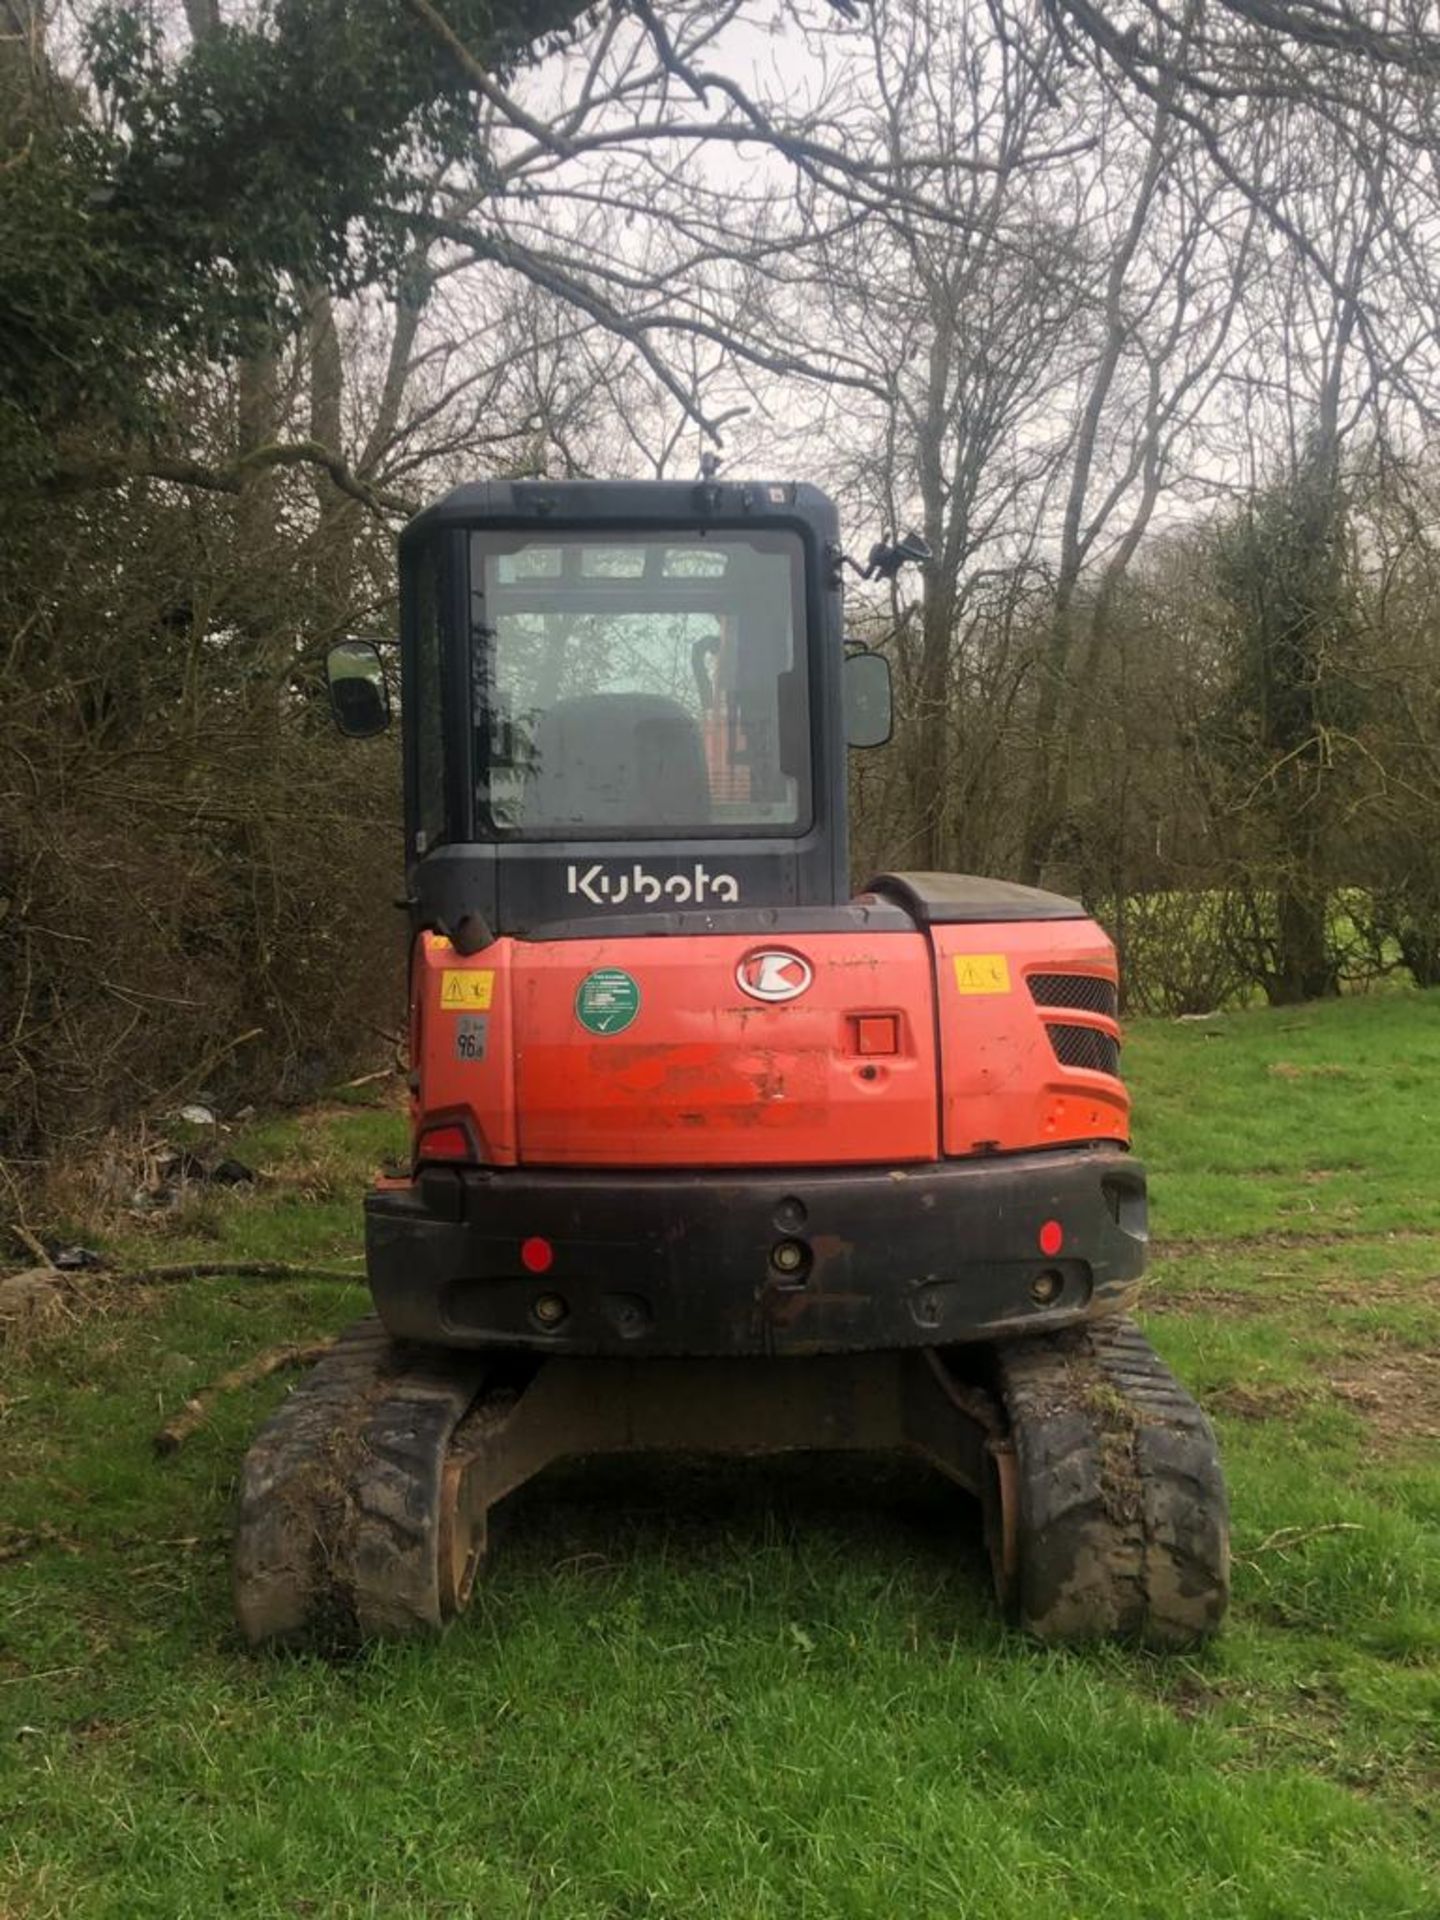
[866,872,1086,924]
[402,478,838,540]
[367,1147,1147,1358]
[517,902,917,943]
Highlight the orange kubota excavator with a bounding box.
[234,478,1228,1649]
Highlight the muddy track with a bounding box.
[233,1316,486,1649]
[234,1315,1230,1651]
[993,1319,1230,1647]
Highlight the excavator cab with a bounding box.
[392,482,871,935]
[236,480,1229,1652]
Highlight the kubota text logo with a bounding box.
[736,949,813,1003]
[566,862,740,907]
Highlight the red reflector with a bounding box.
[855,1014,899,1056]
[521,1236,554,1275]
[1038,1219,1064,1257]
[418,1124,470,1161]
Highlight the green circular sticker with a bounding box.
[575,968,640,1036]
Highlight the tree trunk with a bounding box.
[1270,882,1335,1004]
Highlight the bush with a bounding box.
[0,478,405,1236]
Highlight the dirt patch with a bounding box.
[296,1092,402,1123]
[1163,1671,1227,1722]
[1328,1350,1440,1449]
[1207,1384,1308,1422]
[1144,1286,1273,1318]
[0,1268,75,1330]
[1192,1355,1439,1448]
[1267,1061,1354,1081]
[0,1523,82,1567]
[0,1268,104,1359]
[1155,1226,1440,1258]
[1143,1271,1440,1318]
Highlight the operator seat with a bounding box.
[520,692,713,830]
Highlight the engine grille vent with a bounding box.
[1046,1024,1121,1076]
[1028,972,1119,1018]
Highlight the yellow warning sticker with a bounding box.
[953,954,1011,996]
[440,969,494,1011]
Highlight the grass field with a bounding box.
[2,994,1438,1918]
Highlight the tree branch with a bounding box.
[46,442,417,516]
[402,0,578,156]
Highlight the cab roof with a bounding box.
[400,478,840,550]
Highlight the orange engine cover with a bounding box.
[412,917,1128,1171]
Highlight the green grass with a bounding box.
[1126,992,1440,1240]
[3,1000,1439,1918]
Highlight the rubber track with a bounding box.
[992,1317,1229,1646]
[233,1316,487,1649]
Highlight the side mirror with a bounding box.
[844,647,892,749]
[849,528,934,583]
[326,639,391,738]
[892,529,933,569]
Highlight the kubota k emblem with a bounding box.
[737,949,813,1003]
